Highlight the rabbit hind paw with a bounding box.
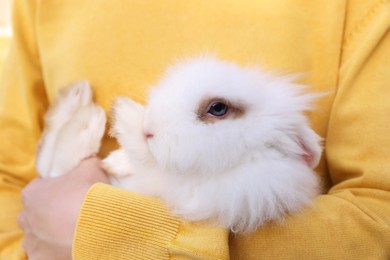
[44,80,94,131]
[48,104,107,178]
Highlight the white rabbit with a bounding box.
[36,81,106,178]
[102,56,323,234]
[36,56,322,234]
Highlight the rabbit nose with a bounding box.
[144,132,154,139]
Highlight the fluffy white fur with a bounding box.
[37,56,322,234]
[36,81,106,178]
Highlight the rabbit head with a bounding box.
[143,56,322,176]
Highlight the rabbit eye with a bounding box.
[207,102,229,117]
[198,97,245,123]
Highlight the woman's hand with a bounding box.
[18,157,109,259]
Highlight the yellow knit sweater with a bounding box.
[1,0,389,259]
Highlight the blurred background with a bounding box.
[0,0,12,71]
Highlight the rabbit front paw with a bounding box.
[102,149,133,178]
[110,97,145,141]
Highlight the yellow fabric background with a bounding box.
[0,37,10,71]
[1,0,389,259]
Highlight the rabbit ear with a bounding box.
[270,124,322,169]
[296,125,322,169]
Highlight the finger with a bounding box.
[21,178,42,205]
[74,157,110,183]
[22,233,72,260]
[17,213,30,232]
[18,212,33,235]
[81,153,99,161]
[22,232,39,256]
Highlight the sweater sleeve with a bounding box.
[73,184,230,259]
[0,0,47,259]
[230,1,390,258]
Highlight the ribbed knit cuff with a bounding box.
[73,183,180,259]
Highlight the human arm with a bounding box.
[1,1,230,259]
[74,1,390,258]
[73,184,229,259]
[18,158,109,260]
[230,1,390,258]
[0,0,46,258]
[6,0,390,259]
[18,159,229,260]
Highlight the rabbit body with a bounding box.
[37,56,322,234]
[104,56,322,233]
